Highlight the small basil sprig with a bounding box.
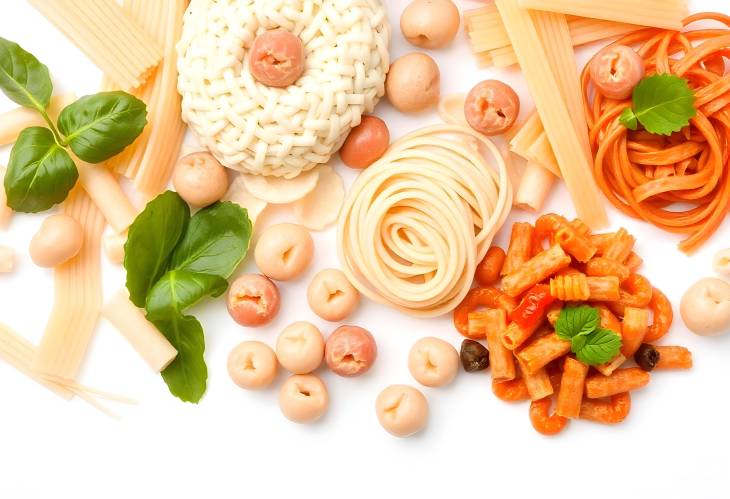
[555,305,622,365]
[0,37,147,212]
[124,192,253,403]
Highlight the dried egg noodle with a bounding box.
[337,125,512,317]
[177,0,390,178]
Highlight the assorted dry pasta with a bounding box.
[1,0,730,439]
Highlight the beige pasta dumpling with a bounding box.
[177,0,391,178]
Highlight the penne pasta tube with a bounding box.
[654,346,693,370]
[603,228,635,262]
[76,159,137,233]
[517,357,553,400]
[483,309,516,381]
[517,333,571,375]
[492,377,530,402]
[503,244,572,297]
[620,307,649,358]
[556,357,589,418]
[554,226,597,262]
[590,233,615,255]
[102,290,178,373]
[587,276,621,301]
[501,222,535,276]
[586,257,631,282]
[514,161,556,212]
[585,368,650,399]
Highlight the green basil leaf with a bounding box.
[555,305,600,341]
[58,91,147,163]
[0,37,52,111]
[145,270,228,319]
[625,74,696,136]
[4,127,77,213]
[149,312,207,403]
[124,191,190,307]
[169,201,252,278]
[574,328,623,366]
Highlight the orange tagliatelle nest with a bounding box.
[582,12,730,253]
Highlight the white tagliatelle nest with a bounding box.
[177,0,391,178]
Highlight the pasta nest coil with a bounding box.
[337,125,513,317]
[177,0,391,178]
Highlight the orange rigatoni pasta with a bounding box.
[585,257,630,282]
[517,333,571,375]
[655,346,693,370]
[620,307,649,358]
[517,357,553,400]
[453,213,690,435]
[587,276,621,301]
[603,228,635,262]
[556,357,589,418]
[502,245,571,297]
[502,222,534,275]
[484,309,516,381]
[585,368,650,399]
[554,225,597,262]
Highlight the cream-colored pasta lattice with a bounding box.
[177,0,390,178]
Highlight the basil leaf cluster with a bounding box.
[0,37,147,212]
[124,192,253,403]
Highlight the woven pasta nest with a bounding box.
[177,0,391,178]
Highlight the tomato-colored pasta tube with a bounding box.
[556,357,589,418]
[517,333,571,375]
[594,353,626,376]
[484,309,516,381]
[502,244,572,297]
[587,276,621,301]
[585,367,650,399]
[585,257,630,282]
[454,287,518,338]
[475,246,506,286]
[554,225,597,262]
[644,288,673,342]
[517,357,554,400]
[603,228,635,262]
[502,222,535,275]
[655,346,693,370]
[620,307,649,358]
[624,252,643,272]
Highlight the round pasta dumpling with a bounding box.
[177,0,391,178]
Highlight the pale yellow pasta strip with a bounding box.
[465,7,640,68]
[32,187,105,380]
[27,0,162,90]
[132,0,186,195]
[518,0,687,31]
[495,0,607,228]
[76,158,137,233]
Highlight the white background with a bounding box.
[1,1,729,498]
